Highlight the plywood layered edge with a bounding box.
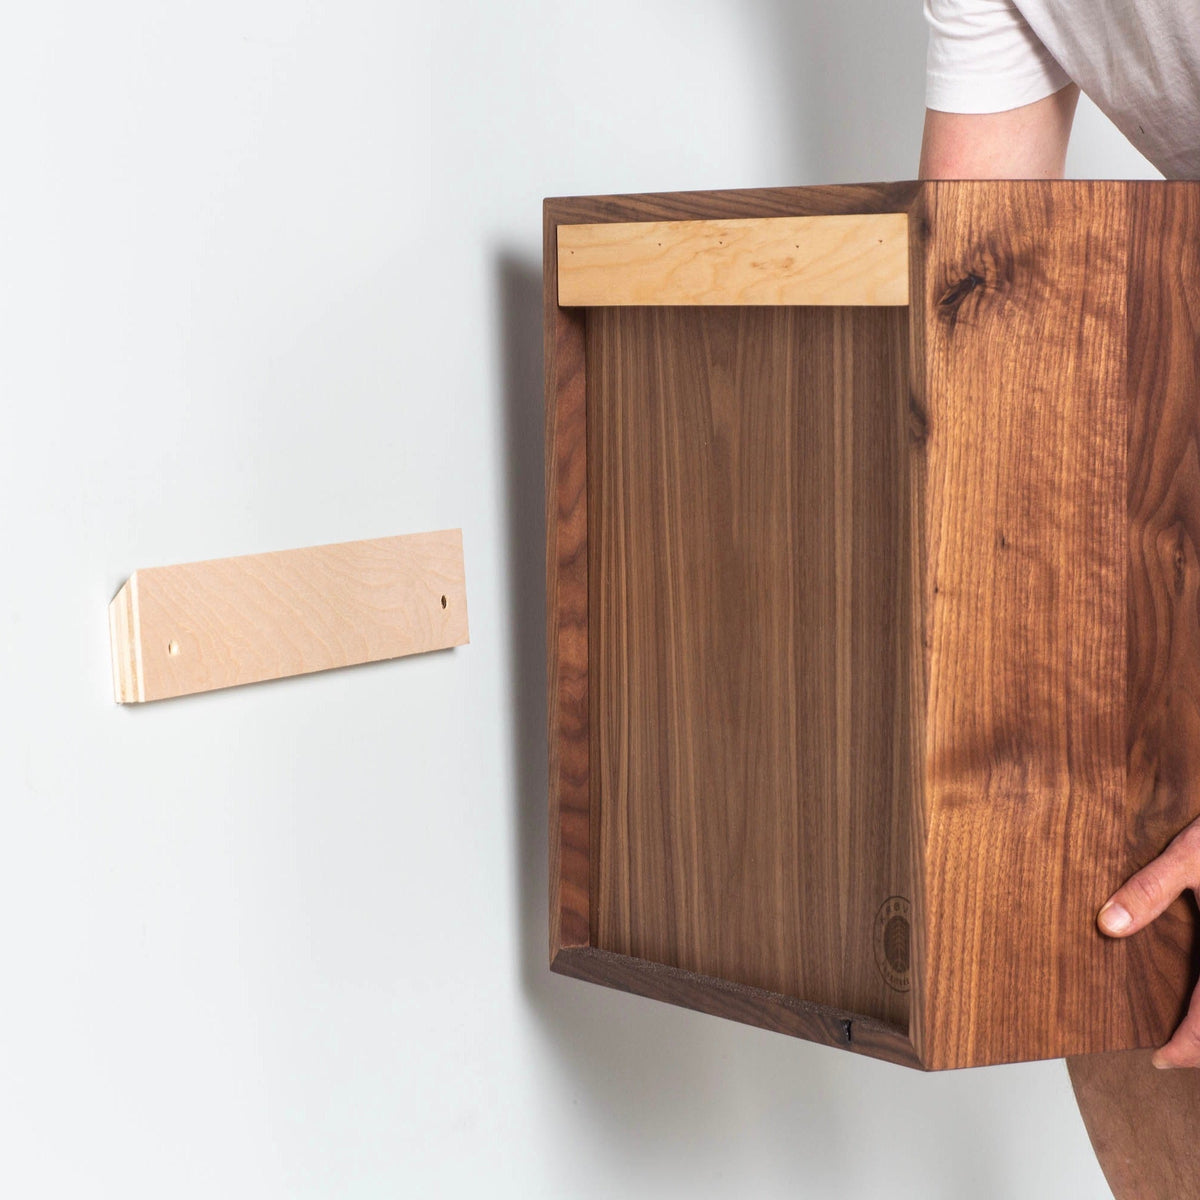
[108,576,141,703]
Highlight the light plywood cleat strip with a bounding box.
[108,529,469,703]
[557,212,909,307]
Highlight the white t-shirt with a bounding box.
[924,0,1200,179]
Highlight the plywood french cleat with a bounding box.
[110,530,468,702]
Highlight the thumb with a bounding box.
[1098,820,1200,937]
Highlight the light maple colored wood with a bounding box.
[557,213,909,307]
[109,530,469,703]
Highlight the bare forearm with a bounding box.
[918,82,1080,179]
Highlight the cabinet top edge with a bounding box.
[543,181,923,224]
[544,179,1190,224]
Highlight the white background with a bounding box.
[0,3,1161,1197]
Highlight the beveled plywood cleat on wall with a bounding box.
[110,530,468,702]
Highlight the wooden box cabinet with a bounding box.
[544,180,1200,1070]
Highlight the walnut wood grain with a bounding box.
[552,946,920,1068]
[902,186,933,1065]
[545,200,590,955]
[547,182,922,228]
[1067,1052,1200,1200]
[1064,185,1200,1198]
[1120,181,1200,1039]
[588,302,912,1032]
[916,181,1131,1067]
[545,182,920,1001]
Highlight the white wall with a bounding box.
[0,3,1159,1197]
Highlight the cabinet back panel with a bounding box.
[588,304,913,1028]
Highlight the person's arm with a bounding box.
[918,81,1081,178]
[1099,824,1200,1067]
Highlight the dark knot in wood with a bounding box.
[907,392,930,445]
[937,271,986,324]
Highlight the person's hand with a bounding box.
[1098,816,1200,1068]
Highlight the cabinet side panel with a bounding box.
[590,303,913,1029]
[546,203,591,955]
[1121,180,1200,1038]
[919,181,1131,1068]
[903,186,934,1064]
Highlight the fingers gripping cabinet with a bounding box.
[544,181,1200,1070]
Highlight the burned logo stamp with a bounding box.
[874,895,911,993]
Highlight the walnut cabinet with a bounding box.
[545,181,1200,1070]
